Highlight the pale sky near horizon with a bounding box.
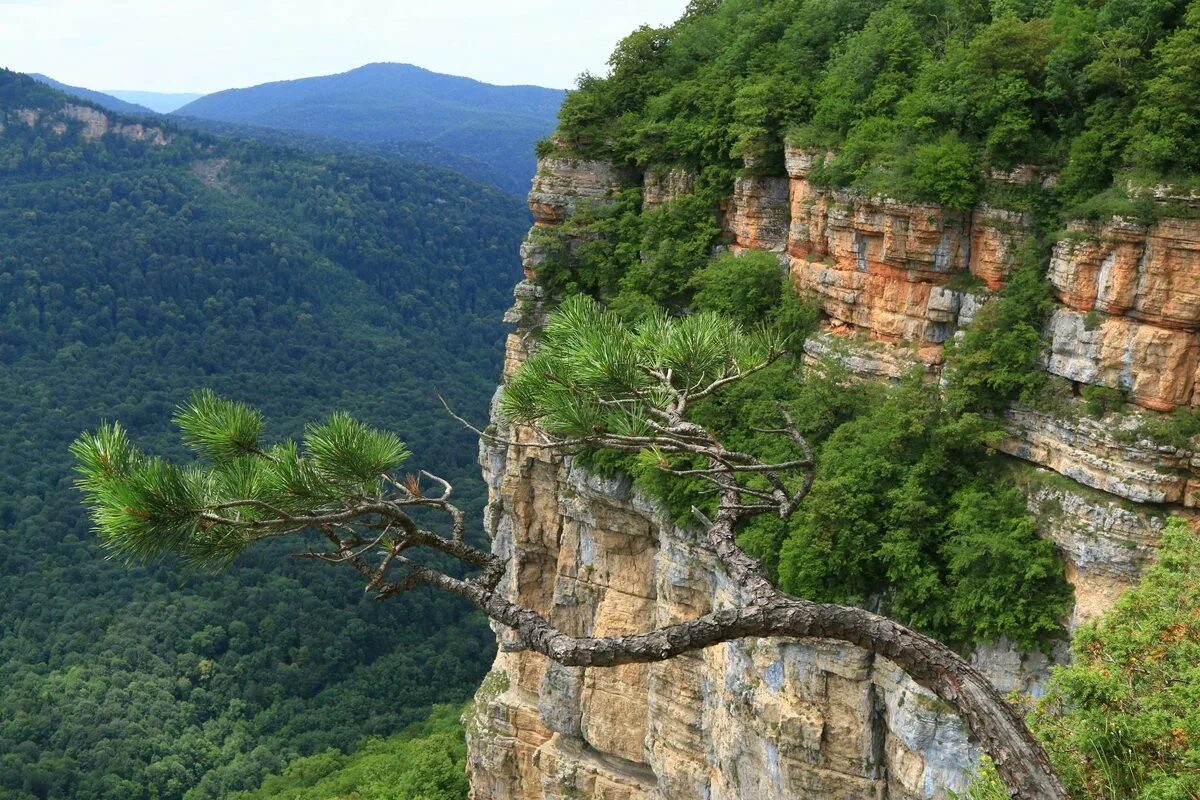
[0,1,687,94]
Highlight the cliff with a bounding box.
[465,153,1185,798]
[2,102,170,146]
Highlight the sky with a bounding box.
[0,0,687,93]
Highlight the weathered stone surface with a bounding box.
[1025,480,1166,624]
[529,158,629,224]
[8,104,169,146]
[1044,215,1200,414]
[786,176,983,344]
[60,104,168,144]
[969,206,1033,290]
[1044,308,1200,411]
[643,168,697,207]
[803,329,941,381]
[725,176,790,252]
[784,145,828,179]
[999,407,1194,504]
[1049,218,1200,330]
[466,423,986,800]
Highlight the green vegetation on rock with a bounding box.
[962,517,1200,799]
[556,0,1198,210]
[1032,517,1200,798]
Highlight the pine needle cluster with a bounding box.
[72,389,410,569]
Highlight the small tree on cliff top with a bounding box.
[73,296,1066,800]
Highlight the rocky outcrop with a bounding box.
[1045,218,1200,410]
[529,158,631,224]
[6,103,169,146]
[803,330,943,381]
[59,104,168,144]
[1043,308,1199,410]
[643,168,697,208]
[999,407,1195,505]
[1023,477,1166,624]
[466,292,996,799]
[725,175,791,252]
[782,149,1014,347]
[468,149,1192,800]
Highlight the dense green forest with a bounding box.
[230,705,471,800]
[0,70,526,800]
[175,63,565,194]
[174,116,515,195]
[554,0,1198,211]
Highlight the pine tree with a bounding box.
[74,298,1065,800]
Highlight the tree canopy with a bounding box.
[553,0,1198,210]
[0,69,524,800]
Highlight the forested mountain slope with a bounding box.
[0,70,525,800]
[174,116,512,194]
[175,63,564,194]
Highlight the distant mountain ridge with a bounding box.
[177,114,513,191]
[29,73,155,116]
[106,89,203,113]
[174,62,564,194]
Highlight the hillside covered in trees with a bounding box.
[555,0,1198,212]
[0,70,526,800]
[174,63,565,194]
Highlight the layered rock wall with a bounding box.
[466,154,1185,800]
[466,288,987,800]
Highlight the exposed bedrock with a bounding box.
[469,151,1193,800]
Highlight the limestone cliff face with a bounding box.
[465,155,1182,799]
[1045,218,1200,411]
[722,146,1200,516]
[467,282,988,799]
[4,103,170,146]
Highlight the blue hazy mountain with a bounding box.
[176,113,514,191]
[106,89,204,113]
[29,73,155,115]
[175,62,564,194]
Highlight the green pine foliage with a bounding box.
[554,0,1197,209]
[71,394,419,571]
[523,302,1071,648]
[500,294,786,439]
[0,70,521,800]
